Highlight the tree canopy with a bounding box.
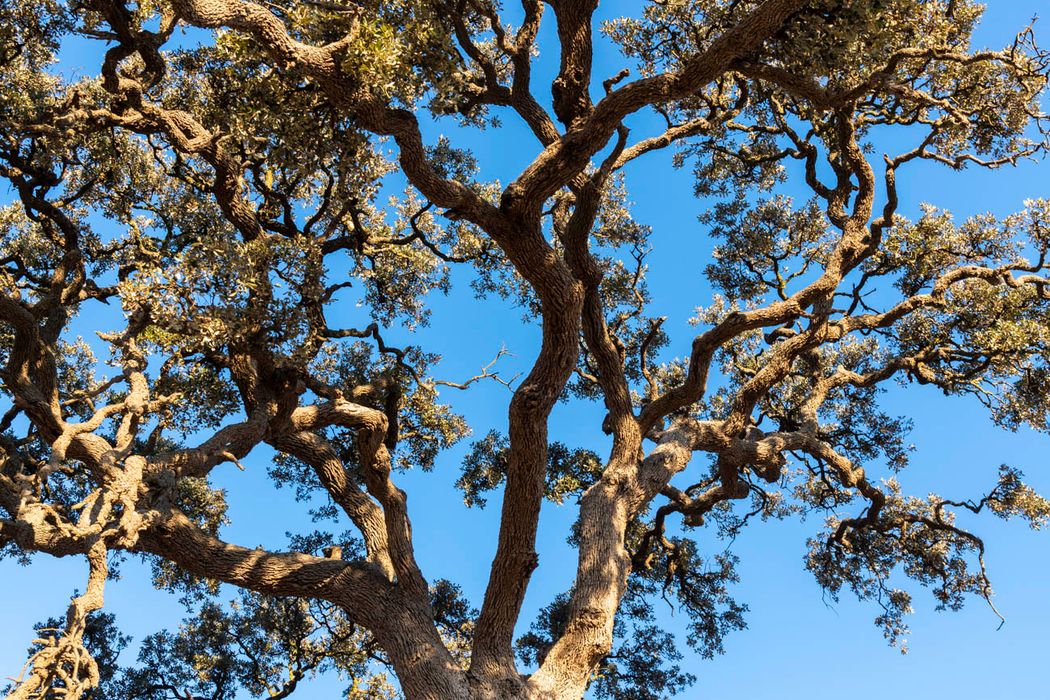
[1,1,1049,699]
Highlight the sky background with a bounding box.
[2,2,1050,699]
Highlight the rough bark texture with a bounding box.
[3,1,1050,699]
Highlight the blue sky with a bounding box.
[3,2,1050,698]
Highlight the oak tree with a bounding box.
[2,1,1050,698]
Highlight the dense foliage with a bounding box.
[1,1,1049,699]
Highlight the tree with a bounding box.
[2,0,1050,698]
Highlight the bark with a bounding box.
[8,1,1041,699]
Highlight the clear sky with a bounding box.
[2,2,1049,699]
